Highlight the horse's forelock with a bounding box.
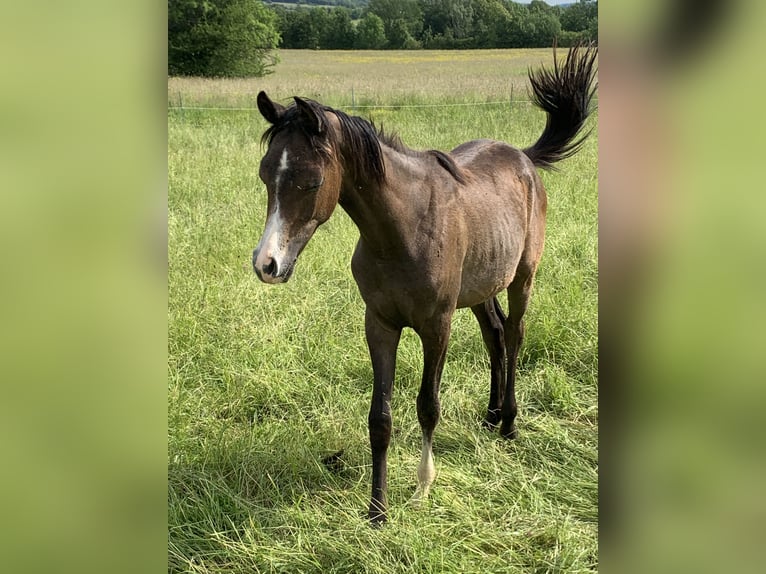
[260,98,388,185]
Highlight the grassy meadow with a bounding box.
[168,49,598,573]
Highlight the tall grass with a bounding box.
[169,49,597,573]
[168,49,556,109]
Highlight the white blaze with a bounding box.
[254,149,290,281]
[275,148,289,190]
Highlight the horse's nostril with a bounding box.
[264,258,278,277]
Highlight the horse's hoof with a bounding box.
[500,424,517,440]
[482,418,498,431]
[368,510,387,527]
[483,409,501,430]
[409,485,431,508]
[321,449,345,473]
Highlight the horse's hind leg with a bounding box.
[501,272,535,439]
[471,297,507,429]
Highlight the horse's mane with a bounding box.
[262,98,466,185]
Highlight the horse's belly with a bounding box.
[456,235,522,308]
[457,269,514,308]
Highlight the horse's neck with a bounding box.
[339,146,424,254]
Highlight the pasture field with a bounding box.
[169,49,598,573]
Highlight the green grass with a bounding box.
[169,49,597,573]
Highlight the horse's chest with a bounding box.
[351,246,454,326]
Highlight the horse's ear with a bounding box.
[257,91,285,124]
[294,96,324,135]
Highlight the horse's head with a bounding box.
[252,91,343,284]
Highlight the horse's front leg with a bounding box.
[365,308,401,525]
[412,313,452,503]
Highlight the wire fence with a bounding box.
[167,99,536,113]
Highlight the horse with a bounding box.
[251,44,597,524]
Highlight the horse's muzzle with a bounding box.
[252,249,293,284]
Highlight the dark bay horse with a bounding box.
[251,45,597,524]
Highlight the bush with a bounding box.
[168,0,280,78]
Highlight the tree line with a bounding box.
[274,0,596,50]
[168,0,597,77]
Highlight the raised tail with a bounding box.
[523,43,598,170]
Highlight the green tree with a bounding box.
[526,9,561,46]
[307,8,332,48]
[354,12,387,49]
[560,0,598,43]
[279,7,320,49]
[527,0,554,15]
[168,0,218,75]
[421,0,475,48]
[322,7,357,49]
[168,0,279,77]
[209,0,280,75]
[386,18,421,48]
[367,0,423,47]
[470,0,511,48]
[500,1,560,48]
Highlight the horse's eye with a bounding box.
[299,178,324,192]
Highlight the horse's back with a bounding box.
[452,139,536,182]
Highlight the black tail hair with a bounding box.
[523,43,598,170]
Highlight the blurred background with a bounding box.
[600,1,765,573]
[1,1,764,572]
